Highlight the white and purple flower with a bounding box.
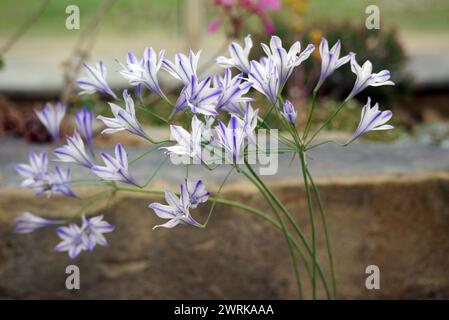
[16,151,77,198]
[148,184,201,229]
[163,50,201,86]
[49,166,78,198]
[119,48,166,98]
[35,102,66,143]
[55,215,114,259]
[214,115,246,163]
[348,55,395,99]
[54,131,94,168]
[173,75,222,117]
[81,215,115,251]
[214,68,254,114]
[97,90,147,139]
[261,35,315,87]
[183,179,210,209]
[217,35,253,74]
[14,212,63,234]
[91,144,137,186]
[162,116,204,162]
[317,38,352,88]
[54,223,86,259]
[75,107,94,154]
[77,61,117,99]
[16,151,49,194]
[347,97,393,144]
[249,57,281,104]
[281,100,297,127]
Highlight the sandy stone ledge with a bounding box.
[0,172,448,299]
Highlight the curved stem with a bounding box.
[143,156,169,187]
[243,162,331,299]
[305,100,349,147]
[302,88,318,141]
[113,183,331,298]
[241,169,304,298]
[199,168,234,228]
[306,167,337,298]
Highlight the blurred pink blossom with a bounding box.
[208,0,281,35]
[207,19,221,33]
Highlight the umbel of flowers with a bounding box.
[15,34,393,299]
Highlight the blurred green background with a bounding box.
[0,0,447,36]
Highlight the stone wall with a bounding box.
[1,172,449,299]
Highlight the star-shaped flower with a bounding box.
[77,61,117,99]
[91,144,137,186]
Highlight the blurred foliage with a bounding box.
[249,18,413,105]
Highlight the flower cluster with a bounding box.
[55,215,114,259]
[15,34,394,267]
[14,212,114,259]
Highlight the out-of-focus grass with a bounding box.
[0,0,181,36]
[306,0,449,32]
[0,0,448,37]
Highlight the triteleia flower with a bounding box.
[249,57,280,104]
[16,152,77,198]
[75,107,94,153]
[317,38,352,88]
[48,166,78,198]
[173,75,222,117]
[261,35,315,87]
[347,97,393,144]
[348,55,395,99]
[54,223,86,259]
[162,116,204,162]
[54,215,114,259]
[183,179,211,209]
[214,68,254,113]
[241,102,258,145]
[54,131,94,168]
[215,115,246,163]
[217,35,253,74]
[162,51,201,86]
[16,151,49,194]
[281,100,297,127]
[148,184,201,229]
[35,102,66,142]
[14,212,62,234]
[81,215,115,251]
[97,90,147,139]
[118,48,166,98]
[91,144,137,186]
[76,61,117,99]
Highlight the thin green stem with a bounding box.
[67,190,112,222]
[243,162,330,299]
[113,183,330,298]
[305,99,349,147]
[143,156,169,187]
[129,143,168,166]
[299,151,317,299]
[137,104,169,124]
[199,167,234,228]
[306,167,337,298]
[302,88,318,141]
[241,168,304,299]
